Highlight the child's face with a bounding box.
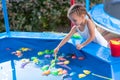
[70,13,83,26]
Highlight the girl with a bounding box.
[54,4,108,55]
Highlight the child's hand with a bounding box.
[76,44,84,50]
[54,47,59,55]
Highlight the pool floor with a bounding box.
[0,51,112,80]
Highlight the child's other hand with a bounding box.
[54,47,59,55]
[76,44,84,50]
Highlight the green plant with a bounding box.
[0,0,102,32]
[7,0,70,32]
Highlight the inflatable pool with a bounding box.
[0,0,120,80]
[0,32,119,80]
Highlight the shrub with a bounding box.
[0,0,102,32]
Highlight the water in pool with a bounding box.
[0,38,112,80]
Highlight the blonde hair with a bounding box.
[67,4,91,19]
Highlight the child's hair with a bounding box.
[67,4,91,19]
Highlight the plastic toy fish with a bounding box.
[58,57,66,61]
[63,60,70,65]
[57,68,63,75]
[69,72,76,76]
[44,50,49,54]
[72,33,81,39]
[31,57,40,64]
[57,60,70,65]
[78,74,86,78]
[20,47,31,52]
[83,70,91,75]
[41,65,49,71]
[15,50,23,57]
[58,71,63,75]
[44,54,51,58]
[6,48,10,50]
[57,62,64,65]
[62,70,68,74]
[42,70,50,76]
[51,70,59,76]
[20,59,30,68]
[71,55,76,59]
[38,51,44,56]
[33,58,40,64]
[57,68,62,71]
[31,57,37,60]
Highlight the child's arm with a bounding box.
[76,19,95,49]
[54,26,77,54]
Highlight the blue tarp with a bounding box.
[89,4,120,35]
